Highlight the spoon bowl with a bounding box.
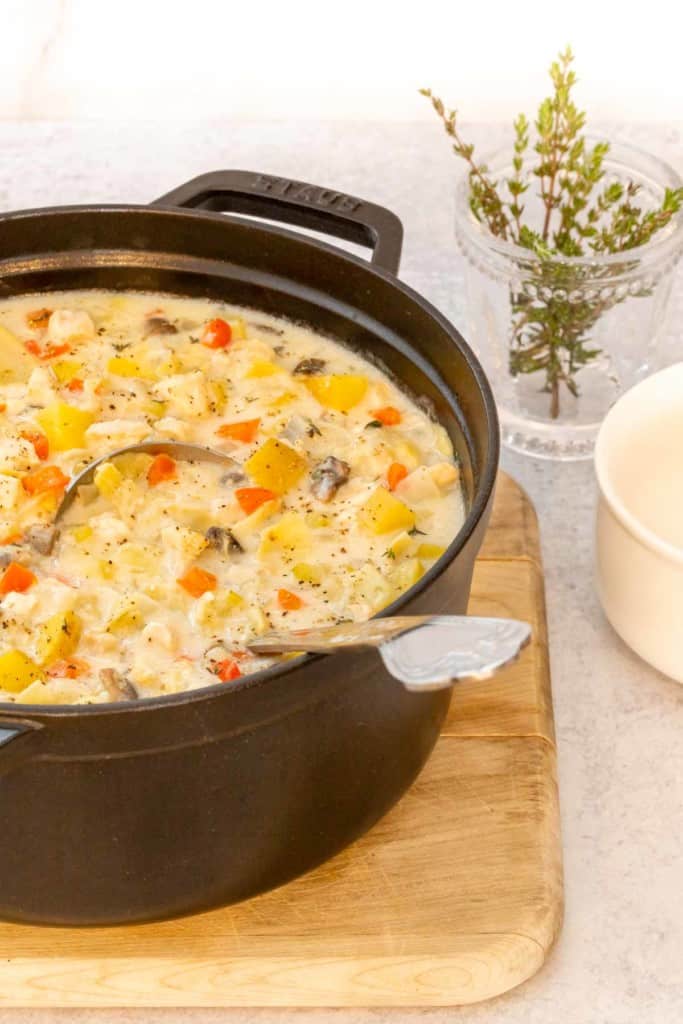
[55,441,240,522]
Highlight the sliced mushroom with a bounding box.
[24,524,59,556]
[99,668,139,701]
[144,316,178,338]
[310,456,350,502]
[220,470,246,486]
[293,357,326,376]
[205,526,243,554]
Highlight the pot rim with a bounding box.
[0,201,500,717]
[454,135,683,270]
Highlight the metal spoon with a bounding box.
[55,441,241,522]
[249,616,531,692]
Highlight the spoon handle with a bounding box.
[249,615,531,691]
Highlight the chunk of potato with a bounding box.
[229,318,247,341]
[0,324,37,384]
[37,401,95,451]
[229,497,281,548]
[304,374,368,412]
[352,563,393,612]
[358,486,415,534]
[118,542,159,572]
[427,462,460,489]
[389,558,425,594]
[19,679,83,705]
[386,531,414,558]
[94,461,123,498]
[292,562,322,584]
[36,611,82,666]
[193,589,244,630]
[0,649,44,693]
[111,452,154,479]
[244,438,307,494]
[107,595,152,633]
[417,542,447,560]
[259,512,309,557]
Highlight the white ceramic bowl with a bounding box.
[595,363,683,683]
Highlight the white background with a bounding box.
[1,0,681,122]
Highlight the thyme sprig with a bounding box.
[422,47,683,418]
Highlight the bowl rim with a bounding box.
[0,202,500,717]
[454,135,683,270]
[594,361,683,567]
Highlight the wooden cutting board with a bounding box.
[0,472,563,1008]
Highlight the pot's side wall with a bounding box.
[0,668,450,926]
[0,206,498,924]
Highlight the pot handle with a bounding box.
[152,170,404,275]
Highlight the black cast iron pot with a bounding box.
[0,170,499,925]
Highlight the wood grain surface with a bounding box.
[0,472,563,1007]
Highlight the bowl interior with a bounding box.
[595,362,683,558]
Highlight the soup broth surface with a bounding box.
[0,291,464,704]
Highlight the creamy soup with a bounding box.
[0,291,465,704]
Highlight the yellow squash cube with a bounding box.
[358,486,415,534]
[107,355,154,380]
[36,611,82,667]
[246,360,280,378]
[52,358,83,384]
[244,438,307,494]
[304,374,368,412]
[37,401,94,451]
[0,649,44,693]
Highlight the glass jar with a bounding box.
[455,139,683,460]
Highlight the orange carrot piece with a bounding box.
[24,340,71,361]
[387,462,408,491]
[0,562,37,594]
[201,318,232,349]
[215,418,260,443]
[277,588,304,611]
[48,657,89,679]
[20,430,49,461]
[216,658,242,682]
[177,566,218,598]
[66,377,84,392]
[235,487,276,515]
[1,531,23,545]
[22,464,69,496]
[147,453,177,487]
[371,406,402,426]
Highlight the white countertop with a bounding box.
[0,120,681,1024]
